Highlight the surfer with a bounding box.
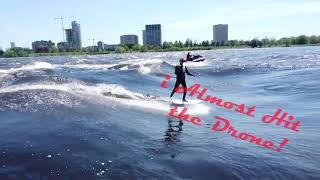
[170,58,195,102]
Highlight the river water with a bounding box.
[0,47,319,179]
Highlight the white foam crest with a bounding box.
[95,83,145,99]
[119,66,128,70]
[0,82,210,115]
[0,83,70,93]
[58,64,116,70]
[120,58,164,66]
[0,62,54,74]
[0,82,142,97]
[114,58,164,74]
[0,82,166,112]
[138,65,151,74]
[54,58,164,72]
[188,104,210,114]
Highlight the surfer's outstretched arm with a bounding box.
[185,67,195,76]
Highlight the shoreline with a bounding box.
[0,44,319,59]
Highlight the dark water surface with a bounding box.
[0,47,319,179]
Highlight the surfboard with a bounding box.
[170,99,202,105]
[155,97,203,108]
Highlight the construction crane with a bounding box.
[54,17,66,42]
[88,38,96,52]
[88,38,95,46]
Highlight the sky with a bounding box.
[1,0,320,49]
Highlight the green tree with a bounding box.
[0,49,4,56]
[174,41,183,48]
[201,40,210,47]
[309,35,318,44]
[238,40,246,46]
[132,44,141,51]
[4,49,17,57]
[296,35,308,45]
[144,45,155,51]
[119,44,129,51]
[193,40,199,47]
[153,46,162,52]
[249,39,262,48]
[222,41,229,46]
[49,46,58,53]
[228,40,239,47]
[184,38,193,47]
[81,48,88,53]
[261,38,270,47]
[287,37,296,45]
[115,46,127,53]
[279,37,291,47]
[3,48,31,57]
[269,38,278,46]
[140,45,148,52]
[163,41,174,49]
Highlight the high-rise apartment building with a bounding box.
[213,24,228,43]
[65,21,82,49]
[142,24,162,46]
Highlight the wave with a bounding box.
[118,58,163,66]
[58,58,167,74]
[59,63,116,70]
[0,81,210,115]
[0,62,54,74]
[0,59,175,77]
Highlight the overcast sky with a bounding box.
[1,0,320,48]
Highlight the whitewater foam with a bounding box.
[0,82,209,115]
[58,64,116,70]
[0,62,55,74]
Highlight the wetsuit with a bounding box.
[170,65,195,100]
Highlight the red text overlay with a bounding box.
[160,74,301,152]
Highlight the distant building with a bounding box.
[57,42,69,52]
[213,24,228,43]
[65,21,82,49]
[65,29,73,46]
[32,40,55,53]
[104,44,119,51]
[10,42,15,49]
[72,21,82,48]
[142,30,147,45]
[143,24,162,46]
[97,41,104,50]
[120,35,138,45]
[86,46,98,52]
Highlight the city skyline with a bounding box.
[1,0,320,49]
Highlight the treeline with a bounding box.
[161,35,320,50]
[113,35,320,53]
[0,47,91,58]
[0,47,34,58]
[1,35,320,58]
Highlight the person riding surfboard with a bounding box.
[170,58,195,102]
